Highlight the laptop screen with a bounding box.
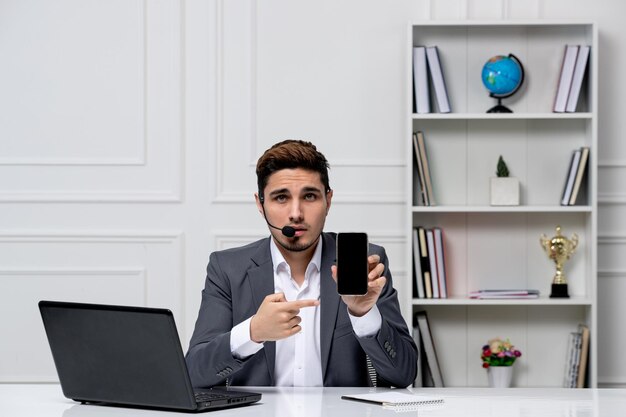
[39,301,202,410]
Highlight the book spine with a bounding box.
[553,45,579,113]
[561,149,582,206]
[412,228,426,299]
[417,131,435,206]
[565,45,591,113]
[417,227,432,298]
[433,227,447,298]
[426,229,440,298]
[569,147,590,205]
[425,46,451,113]
[413,133,429,206]
[416,311,444,387]
[413,46,431,114]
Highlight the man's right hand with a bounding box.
[250,292,320,343]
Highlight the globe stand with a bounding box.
[487,97,513,113]
[482,53,525,114]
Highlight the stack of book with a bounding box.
[553,45,591,113]
[413,311,444,387]
[469,289,539,299]
[561,146,590,206]
[412,131,435,206]
[412,45,451,114]
[563,324,590,388]
[412,226,447,299]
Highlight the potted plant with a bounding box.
[481,337,522,387]
[490,155,520,205]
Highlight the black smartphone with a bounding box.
[336,232,369,296]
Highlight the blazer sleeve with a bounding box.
[355,245,418,388]
[185,252,253,388]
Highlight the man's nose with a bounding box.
[288,200,304,221]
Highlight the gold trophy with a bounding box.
[540,226,578,298]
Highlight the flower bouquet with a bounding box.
[481,337,522,368]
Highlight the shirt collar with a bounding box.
[269,236,323,275]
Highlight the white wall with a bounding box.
[1,0,625,387]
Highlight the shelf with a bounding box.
[411,205,592,213]
[412,295,593,306]
[407,20,597,388]
[412,113,593,120]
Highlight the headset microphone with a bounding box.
[259,196,296,238]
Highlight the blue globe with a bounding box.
[481,55,523,97]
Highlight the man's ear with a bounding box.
[325,189,333,214]
[254,193,263,214]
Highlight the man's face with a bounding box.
[256,168,332,253]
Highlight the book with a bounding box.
[412,317,423,387]
[413,46,431,114]
[469,289,539,299]
[433,227,447,298]
[412,133,429,206]
[576,324,590,388]
[415,311,444,387]
[417,227,432,298]
[426,229,440,298]
[566,45,591,112]
[416,131,435,206]
[561,149,582,206]
[425,46,451,113]
[341,391,444,409]
[563,331,582,388]
[412,228,425,299]
[569,146,590,205]
[553,45,579,112]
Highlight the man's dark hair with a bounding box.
[256,140,331,202]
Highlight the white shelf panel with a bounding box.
[412,295,592,306]
[411,205,592,213]
[412,113,593,120]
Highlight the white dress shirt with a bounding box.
[229,237,382,386]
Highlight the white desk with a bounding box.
[1,384,625,417]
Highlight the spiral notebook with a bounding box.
[341,391,444,410]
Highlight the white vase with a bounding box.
[490,177,520,206]
[488,365,513,388]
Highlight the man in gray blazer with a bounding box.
[186,140,417,388]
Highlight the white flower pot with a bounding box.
[490,177,520,206]
[487,365,513,388]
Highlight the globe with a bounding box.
[481,54,525,113]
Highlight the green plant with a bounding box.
[481,338,522,368]
[496,155,510,177]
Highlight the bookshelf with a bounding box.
[405,21,597,387]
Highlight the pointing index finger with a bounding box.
[285,298,320,311]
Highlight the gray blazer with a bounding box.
[185,232,417,388]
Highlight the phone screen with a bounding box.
[336,232,369,295]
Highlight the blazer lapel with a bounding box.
[320,233,340,380]
[248,238,276,385]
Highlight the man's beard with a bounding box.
[275,233,321,253]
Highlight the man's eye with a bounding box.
[304,193,317,201]
[275,195,287,203]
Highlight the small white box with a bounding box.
[490,177,520,206]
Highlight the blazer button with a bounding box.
[384,341,390,348]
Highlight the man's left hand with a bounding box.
[331,254,386,317]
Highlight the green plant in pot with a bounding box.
[490,155,519,206]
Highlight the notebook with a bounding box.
[38,300,262,412]
[341,391,444,410]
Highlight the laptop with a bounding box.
[39,300,262,412]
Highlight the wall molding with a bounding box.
[0,1,147,168]
[0,190,181,203]
[1,0,182,203]
[0,229,182,243]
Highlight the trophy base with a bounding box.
[549,283,570,298]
